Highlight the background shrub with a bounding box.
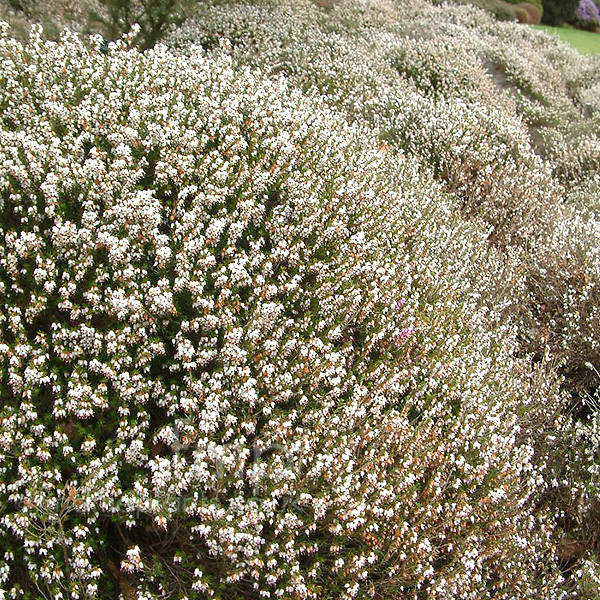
[0,0,198,47]
[542,0,580,24]
[575,0,600,29]
[88,0,196,49]
[503,0,544,21]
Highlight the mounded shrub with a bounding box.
[2,0,600,598]
[542,0,579,25]
[174,0,600,396]
[575,0,600,30]
[518,2,543,23]
[0,20,568,600]
[171,0,600,594]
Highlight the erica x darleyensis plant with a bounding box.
[0,19,566,600]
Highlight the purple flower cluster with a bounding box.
[577,0,600,22]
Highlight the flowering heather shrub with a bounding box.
[1,0,600,598]
[173,0,600,592]
[576,0,600,24]
[174,0,600,392]
[0,20,573,600]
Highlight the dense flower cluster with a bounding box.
[576,0,600,24]
[0,0,599,598]
[173,0,600,388]
[172,13,600,592]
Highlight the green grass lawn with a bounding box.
[531,24,600,54]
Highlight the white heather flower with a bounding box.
[121,546,144,574]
